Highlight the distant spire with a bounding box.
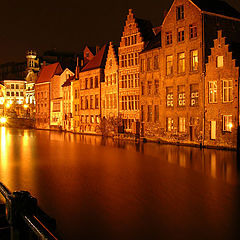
[75,56,80,79]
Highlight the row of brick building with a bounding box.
[35,0,240,149]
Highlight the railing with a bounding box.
[0,182,58,240]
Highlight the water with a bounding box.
[0,127,240,240]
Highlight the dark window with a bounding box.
[176,5,184,20]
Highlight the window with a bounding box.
[176,5,184,20]
[95,95,99,109]
[190,24,197,38]
[166,32,172,45]
[154,56,159,69]
[210,121,217,140]
[217,56,223,68]
[147,105,152,122]
[147,58,151,71]
[141,59,145,72]
[177,52,185,73]
[177,27,184,42]
[95,76,98,88]
[16,92,19,96]
[190,50,198,71]
[85,96,88,109]
[178,85,185,106]
[90,77,93,88]
[154,80,159,95]
[166,55,173,75]
[179,117,186,132]
[148,81,152,95]
[80,97,83,109]
[141,83,145,95]
[190,84,199,106]
[11,92,14,96]
[223,115,233,132]
[154,105,159,122]
[135,74,139,87]
[11,84,14,89]
[90,95,93,109]
[6,92,10,96]
[85,78,88,89]
[166,87,173,107]
[134,53,138,65]
[141,105,145,122]
[223,80,233,102]
[135,95,139,110]
[167,118,174,132]
[209,81,217,103]
[16,84,19,89]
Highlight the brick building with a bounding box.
[62,75,75,131]
[205,31,240,148]
[101,42,119,119]
[72,44,109,133]
[118,9,154,132]
[139,0,240,148]
[50,68,74,130]
[35,63,62,129]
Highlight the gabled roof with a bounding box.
[81,43,109,72]
[142,31,162,52]
[135,18,155,42]
[36,62,62,84]
[62,75,75,87]
[191,0,240,19]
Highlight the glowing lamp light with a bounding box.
[23,104,29,109]
[5,103,11,109]
[0,117,7,124]
[228,123,233,129]
[9,100,13,105]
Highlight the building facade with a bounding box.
[35,63,63,129]
[118,9,154,132]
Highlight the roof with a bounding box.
[62,75,75,87]
[191,0,240,19]
[36,62,62,84]
[81,44,109,72]
[142,31,162,52]
[135,18,155,42]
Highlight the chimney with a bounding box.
[75,56,80,79]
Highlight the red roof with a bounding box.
[81,43,109,72]
[36,62,63,84]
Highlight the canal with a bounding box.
[0,127,240,240]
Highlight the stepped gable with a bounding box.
[81,43,109,72]
[143,31,161,52]
[191,0,240,19]
[36,62,62,84]
[62,75,75,87]
[135,18,155,42]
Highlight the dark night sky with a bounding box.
[0,0,239,64]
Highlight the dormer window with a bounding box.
[176,5,184,21]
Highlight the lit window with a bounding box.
[217,56,223,68]
[190,50,198,71]
[178,85,185,107]
[179,117,186,132]
[190,84,199,107]
[166,87,173,107]
[176,5,184,20]
[223,80,233,102]
[223,115,233,132]
[177,52,185,73]
[209,81,217,103]
[166,55,173,75]
[167,117,174,132]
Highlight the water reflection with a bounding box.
[0,128,240,240]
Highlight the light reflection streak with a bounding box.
[1,127,9,171]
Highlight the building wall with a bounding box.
[35,83,50,129]
[72,68,103,133]
[139,48,162,137]
[158,0,204,142]
[102,42,119,119]
[62,84,73,131]
[118,9,144,130]
[205,30,239,148]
